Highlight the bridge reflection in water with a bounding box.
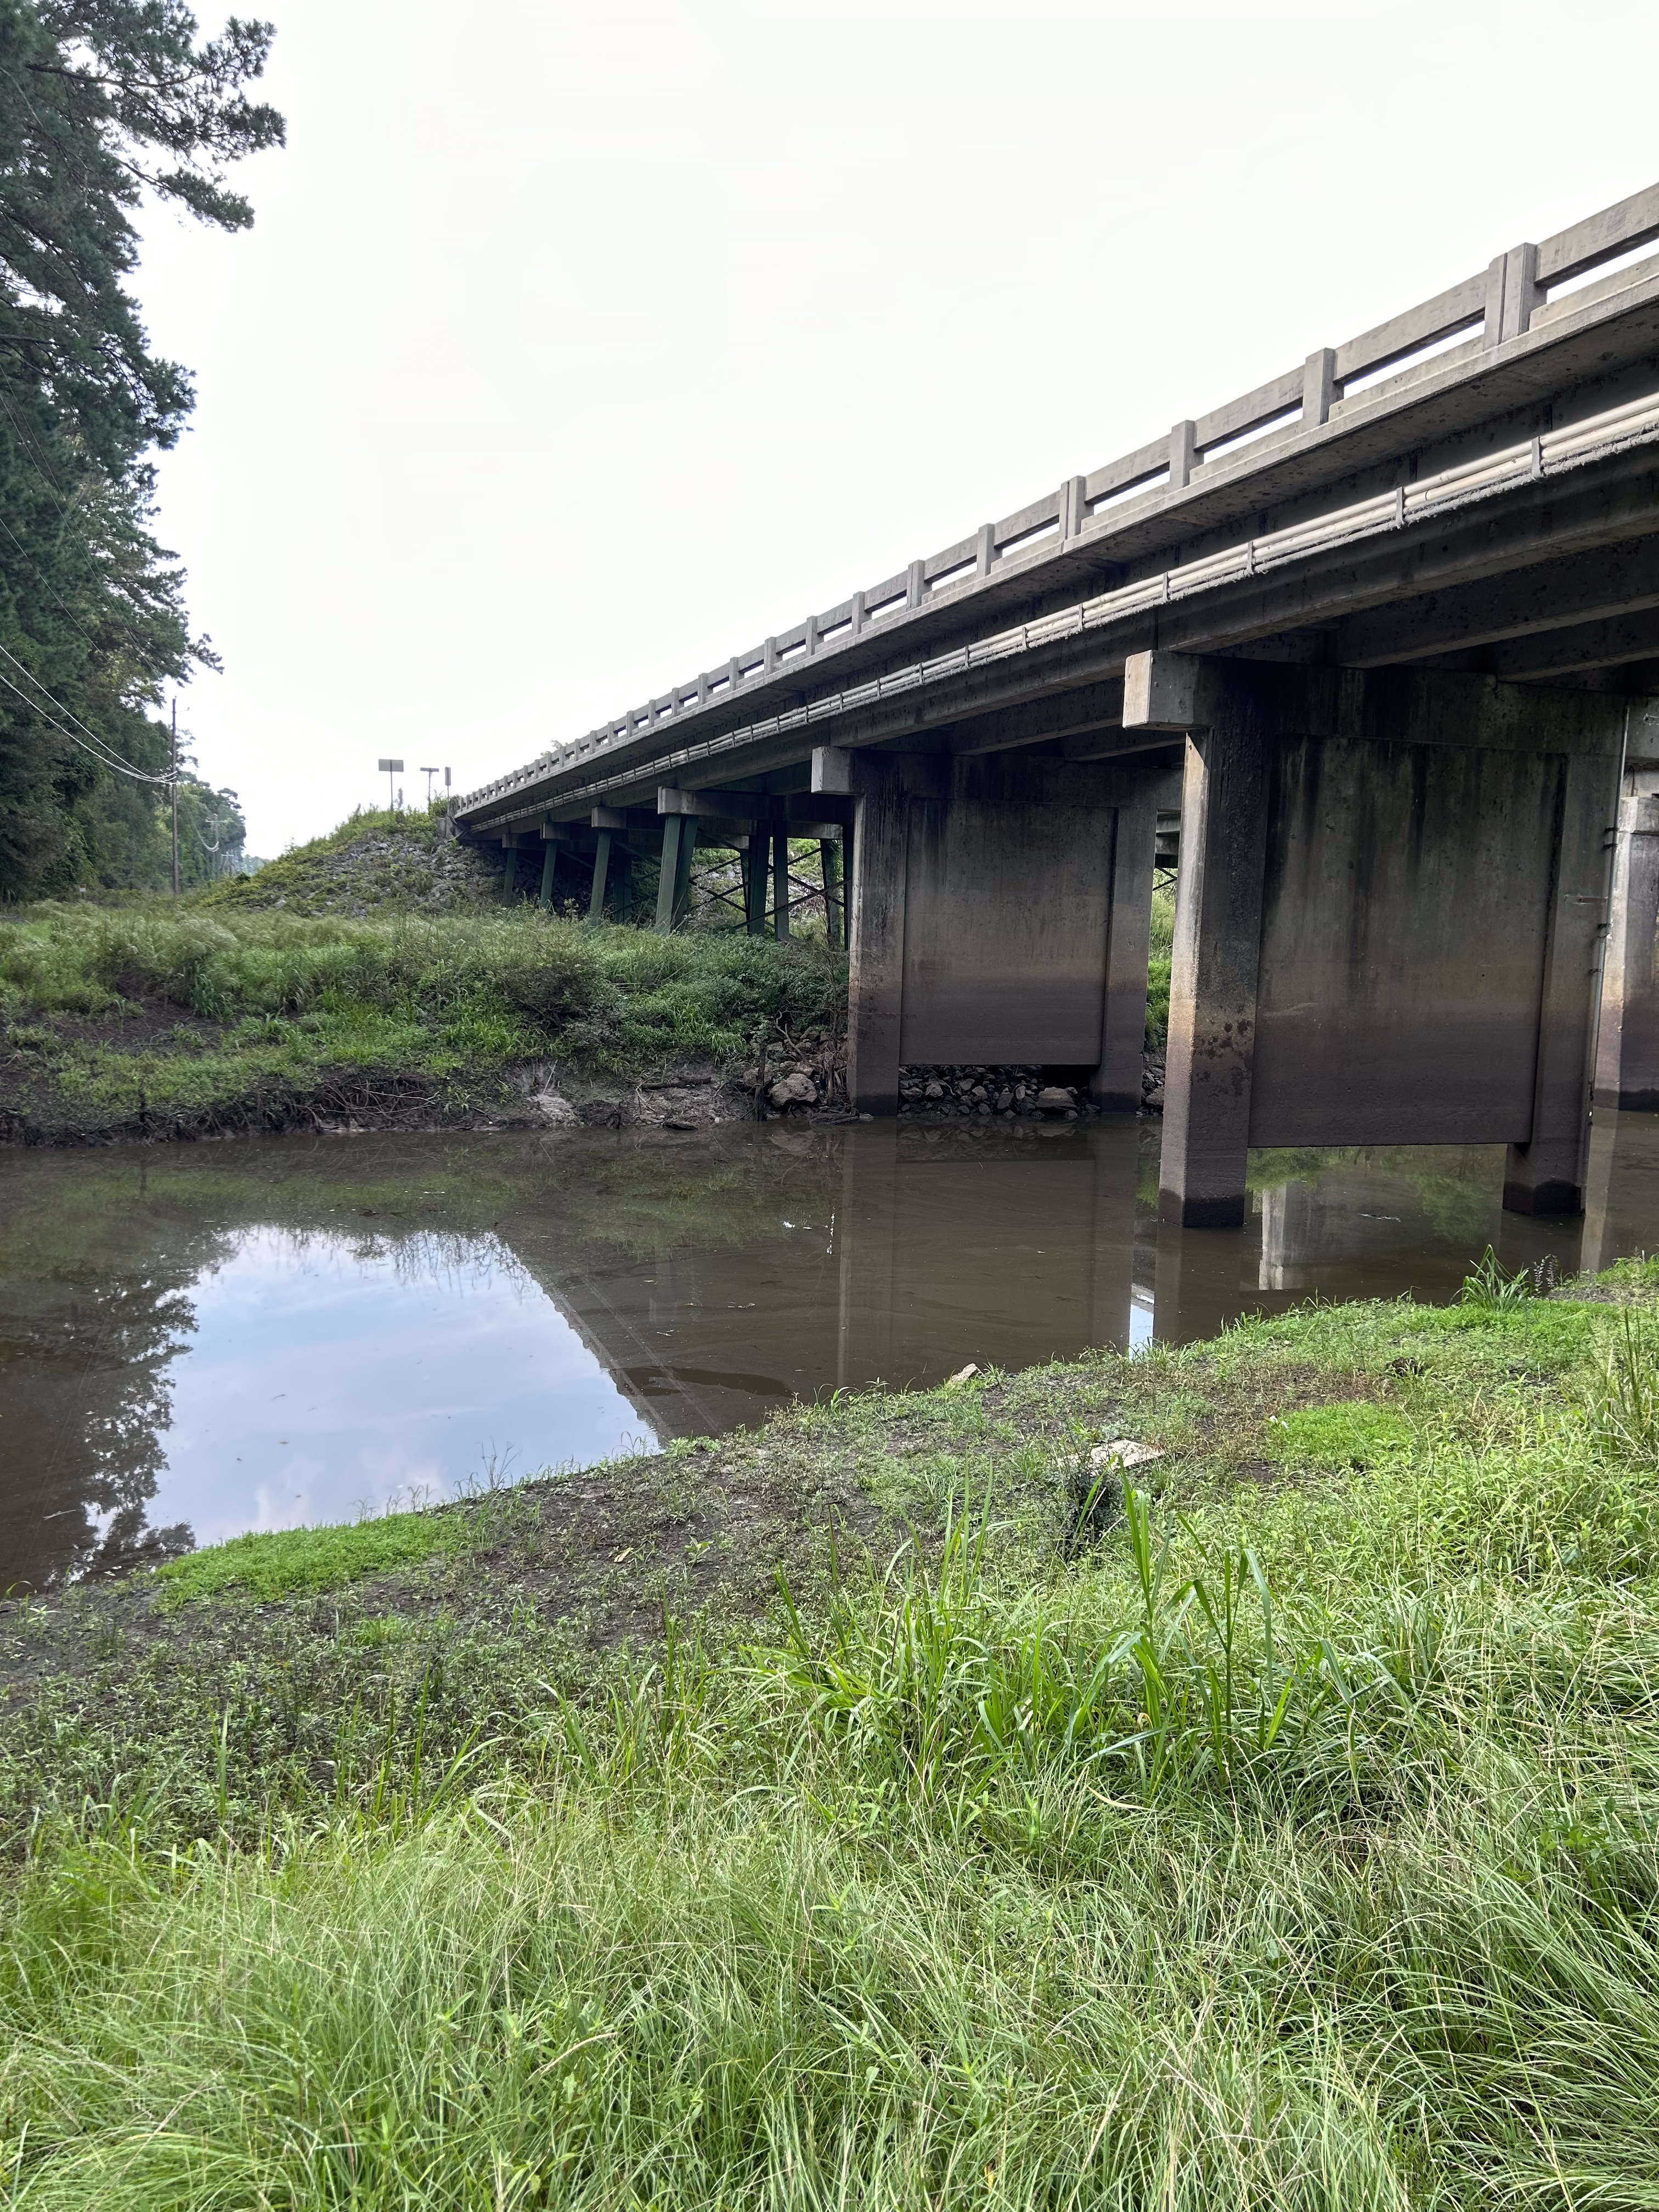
[2,1115,1657,1590]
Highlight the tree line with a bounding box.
[0,0,280,899]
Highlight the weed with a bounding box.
[1587,1303,1659,1464]
[1459,1244,1537,1308]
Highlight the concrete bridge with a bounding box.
[455,182,1659,1226]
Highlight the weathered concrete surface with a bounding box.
[1126,653,1623,1225]
[1137,659,1273,1228]
[1254,733,1560,1147]
[1596,771,1659,1109]
[816,747,1178,1114]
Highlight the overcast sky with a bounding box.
[133,0,1659,855]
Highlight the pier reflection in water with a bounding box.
[3,1110,1657,1590]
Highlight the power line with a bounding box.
[0,639,172,782]
[0,388,203,676]
[0,665,173,783]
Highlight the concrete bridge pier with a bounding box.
[1125,652,1625,1228]
[815,745,1178,1115]
[1594,707,1659,1108]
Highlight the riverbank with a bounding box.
[0,816,1175,1146]
[0,900,846,1143]
[2,1261,1657,2202]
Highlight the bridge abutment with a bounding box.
[815,746,1178,1115]
[1126,652,1624,1227]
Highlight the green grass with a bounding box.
[3,815,1175,1135]
[4,1269,1659,2203]
[0,902,845,1135]
[1265,1397,1417,1470]
[153,1508,472,1606]
[1146,882,1174,1051]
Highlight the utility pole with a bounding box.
[170,699,180,896]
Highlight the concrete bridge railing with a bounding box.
[455,180,1659,824]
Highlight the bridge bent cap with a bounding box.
[1124,653,1211,732]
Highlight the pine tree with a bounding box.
[0,0,281,896]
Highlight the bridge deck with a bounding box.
[457,180,1659,834]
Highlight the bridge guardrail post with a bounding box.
[1485,242,1541,347]
[1301,349,1335,429]
[1169,420,1197,491]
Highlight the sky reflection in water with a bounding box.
[158,1227,647,1547]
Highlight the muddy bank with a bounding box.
[0,996,1164,1149]
[0,1001,838,1148]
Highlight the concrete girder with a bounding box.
[1332,533,1659,668]
[934,680,1127,757]
[655,786,855,826]
[463,270,1659,830]
[578,445,1659,791]
[1427,608,1659,684]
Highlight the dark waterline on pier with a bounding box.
[3,1111,1657,1590]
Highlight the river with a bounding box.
[3,1110,1656,1589]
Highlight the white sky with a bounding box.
[133,0,1659,855]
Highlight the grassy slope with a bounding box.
[196,805,503,917]
[3,1264,1659,2204]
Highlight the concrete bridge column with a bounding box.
[821,838,844,951]
[1503,744,1620,1214]
[1594,722,1659,1108]
[674,818,698,928]
[1135,659,1273,1227]
[771,824,790,939]
[815,744,1179,1115]
[586,829,612,921]
[1094,801,1160,1110]
[833,756,910,1109]
[654,815,700,933]
[1125,652,1624,1228]
[744,836,768,936]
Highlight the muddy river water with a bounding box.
[4,1111,1658,1590]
